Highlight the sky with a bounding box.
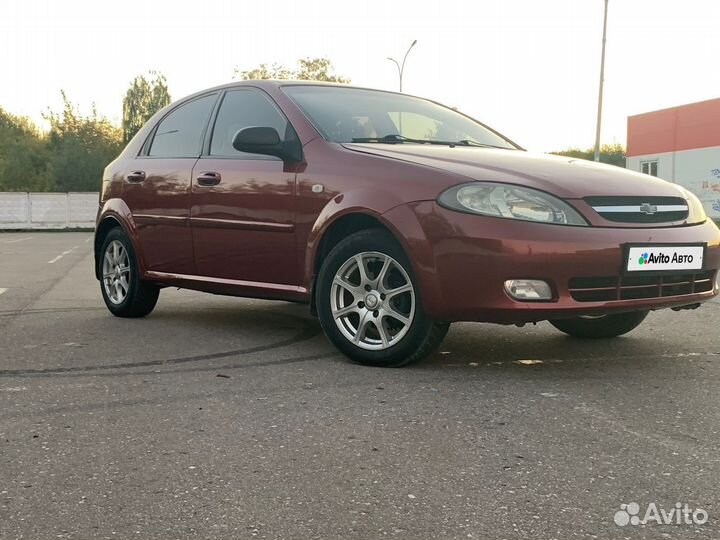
[1,0,719,152]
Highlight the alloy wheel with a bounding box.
[102,240,131,305]
[330,251,415,350]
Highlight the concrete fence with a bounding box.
[0,192,98,230]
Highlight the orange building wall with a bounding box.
[627,98,720,157]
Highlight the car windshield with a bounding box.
[282,85,518,149]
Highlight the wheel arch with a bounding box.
[94,201,145,280]
[307,209,419,315]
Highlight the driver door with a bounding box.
[190,88,298,286]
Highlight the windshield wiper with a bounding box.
[351,134,413,144]
[456,139,513,149]
[351,134,511,149]
[352,134,461,145]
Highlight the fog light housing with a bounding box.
[504,279,553,301]
[715,271,720,293]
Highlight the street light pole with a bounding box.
[387,39,418,92]
[593,0,609,162]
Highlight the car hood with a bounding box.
[341,144,686,199]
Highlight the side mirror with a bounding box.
[232,127,301,162]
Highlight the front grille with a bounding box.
[585,196,688,224]
[569,271,715,302]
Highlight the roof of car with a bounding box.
[180,79,405,102]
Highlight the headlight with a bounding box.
[437,182,588,226]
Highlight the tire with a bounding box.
[549,311,649,339]
[316,229,449,367]
[98,227,159,318]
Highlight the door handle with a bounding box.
[126,171,146,183]
[196,172,221,186]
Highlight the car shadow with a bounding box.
[415,321,700,375]
[130,300,710,376]
[147,301,317,332]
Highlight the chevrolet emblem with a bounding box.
[639,203,658,215]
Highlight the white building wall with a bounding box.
[627,145,720,219]
[30,193,70,229]
[0,192,31,228]
[68,192,100,228]
[0,192,98,230]
[626,151,674,180]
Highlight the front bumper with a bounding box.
[383,202,720,323]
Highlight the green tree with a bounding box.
[0,108,54,191]
[122,71,171,143]
[234,57,350,83]
[45,91,123,192]
[236,63,293,81]
[295,57,350,83]
[551,143,626,167]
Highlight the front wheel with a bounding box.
[549,311,649,339]
[316,229,449,367]
[99,227,160,318]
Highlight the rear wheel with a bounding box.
[549,311,649,339]
[99,228,159,318]
[316,229,449,367]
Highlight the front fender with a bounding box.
[380,201,444,317]
[304,188,410,282]
[304,194,444,317]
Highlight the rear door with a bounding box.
[121,93,218,274]
[190,88,298,285]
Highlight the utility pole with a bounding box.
[387,40,418,92]
[594,0,609,162]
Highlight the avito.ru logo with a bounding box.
[638,252,695,266]
[614,502,708,527]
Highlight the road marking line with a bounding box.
[0,288,7,296]
[1,237,32,244]
[48,246,78,264]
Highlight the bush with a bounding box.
[551,143,626,168]
[45,92,123,192]
[0,109,54,191]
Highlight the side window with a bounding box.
[148,94,217,158]
[210,90,291,157]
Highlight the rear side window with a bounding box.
[210,89,291,157]
[148,94,217,158]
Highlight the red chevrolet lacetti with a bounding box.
[95,81,720,367]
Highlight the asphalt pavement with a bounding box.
[0,232,719,539]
